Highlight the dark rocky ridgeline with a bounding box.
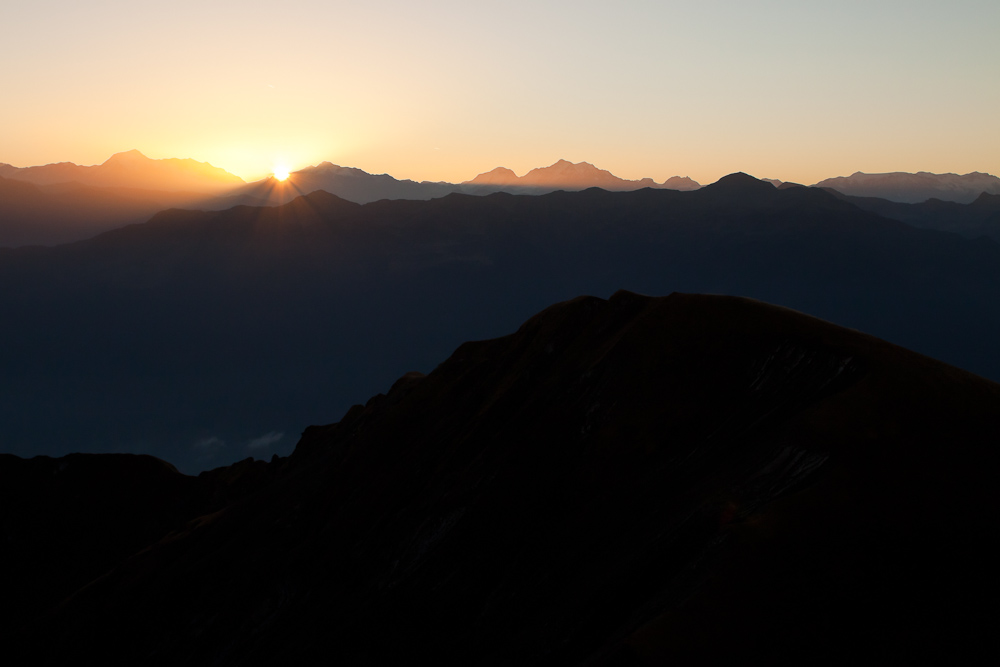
[5,292,999,665]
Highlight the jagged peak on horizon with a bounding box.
[103,149,150,164]
[541,159,598,169]
[831,170,998,179]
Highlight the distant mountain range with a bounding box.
[0,151,247,245]
[0,149,244,193]
[3,174,1000,473]
[0,175,226,246]
[0,154,702,245]
[227,159,702,208]
[821,189,1000,242]
[810,170,1000,204]
[4,292,998,664]
[463,159,701,193]
[224,161,461,208]
[3,151,999,246]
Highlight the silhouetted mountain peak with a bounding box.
[465,166,519,186]
[298,189,361,209]
[521,160,620,187]
[549,159,595,172]
[102,149,150,165]
[662,175,701,190]
[303,163,381,180]
[708,172,776,192]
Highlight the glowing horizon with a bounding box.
[6,148,1000,191]
[3,1,998,186]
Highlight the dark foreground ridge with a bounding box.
[4,292,999,664]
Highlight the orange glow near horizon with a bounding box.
[1,3,998,186]
[274,168,290,182]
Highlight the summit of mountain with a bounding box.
[705,171,775,190]
[697,171,793,203]
[662,175,701,190]
[101,148,149,164]
[464,166,519,186]
[519,159,620,187]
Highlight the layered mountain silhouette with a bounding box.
[463,159,701,193]
[227,159,701,207]
[4,292,998,664]
[0,151,246,246]
[821,189,1000,241]
[8,150,998,247]
[2,174,1000,473]
[0,175,225,246]
[0,155,699,244]
[224,161,461,207]
[0,149,244,192]
[813,170,1000,204]
[727,177,1000,241]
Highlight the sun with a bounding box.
[273,167,290,181]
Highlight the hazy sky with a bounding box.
[2,0,997,184]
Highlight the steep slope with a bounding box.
[6,292,999,665]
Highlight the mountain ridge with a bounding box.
[0,149,244,192]
[3,175,1000,472]
[4,291,998,664]
[812,170,1000,204]
[463,158,700,192]
[228,159,703,208]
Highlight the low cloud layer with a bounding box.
[247,431,283,451]
[194,436,225,450]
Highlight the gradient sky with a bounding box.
[2,0,997,185]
